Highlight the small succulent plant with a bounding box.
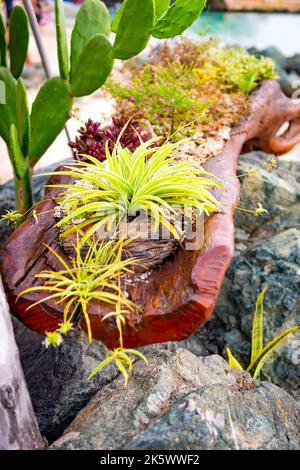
[69,117,153,162]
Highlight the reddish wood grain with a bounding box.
[1,80,300,348]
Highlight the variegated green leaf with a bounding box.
[226,348,244,371]
[247,326,300,379]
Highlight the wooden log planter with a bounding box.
[1,80,300,350]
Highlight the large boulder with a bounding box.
[13,318,119,443]
[179,153,300,400]
[51,349,300,450]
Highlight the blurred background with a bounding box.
[1,0,300,183]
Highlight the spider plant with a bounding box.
[88,347,148,386]
[226,288,300,379]
[0,210,24,227]
[18,235,138,343]
[47,134,222,242]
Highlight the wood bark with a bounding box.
[0,276,45,449]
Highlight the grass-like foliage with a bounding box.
[210,47,278,95]
[18,236,137,343]
[88,347,148,386]
[51,135,222,241]
[0,209,24,227]
[226,288,299,379]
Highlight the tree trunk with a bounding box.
[0,275,45,450]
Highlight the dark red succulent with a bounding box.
[69,116,153,162]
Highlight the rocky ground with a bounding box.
[0,151,299,449]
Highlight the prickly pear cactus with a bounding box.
[16,79,31,157]
[0,13,6,67]
[71,34,114,97]
[113,0,155,60]
[70,0,111,82]
[0,68,17,146]
[29,77,73,164]
[111,1,125,33]
[9,6,29,79]
[152,0,207,39]
[9,124,28,180]
[55,0,69,80]
[154,0,170,20]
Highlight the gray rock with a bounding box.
[179,154,300,400]
[51,349,300,450]
[286,53,300,75]
[13,318,118,444]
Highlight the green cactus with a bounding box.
[0,67,17,146]
[0,13,7,67]
[154,0,171,20]
[55,0,69,80]
[29,77,73,164]
[71,34,114,97]
[111,0,170,34]
[9,6,29,79]
[113,0,155,60]
[16,78,31,157]
[152,0,207,39]
[70,0,110,82]
[9,124,33,212]
[111,2,124,33]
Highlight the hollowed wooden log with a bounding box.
[1,80,300,349]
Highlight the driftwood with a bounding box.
[0,275,44,449]
[1,80,300,349]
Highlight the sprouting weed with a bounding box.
[226,288,300,380]
[88,276,147,386]
[236,203,268,217]
[88,347,148,386]
[255,203,268,217]
[43,331,63,349]
[0,210,24,227]
[57,321,73,335]
[262,158,278,169]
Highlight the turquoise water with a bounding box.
[189,12,300,56]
